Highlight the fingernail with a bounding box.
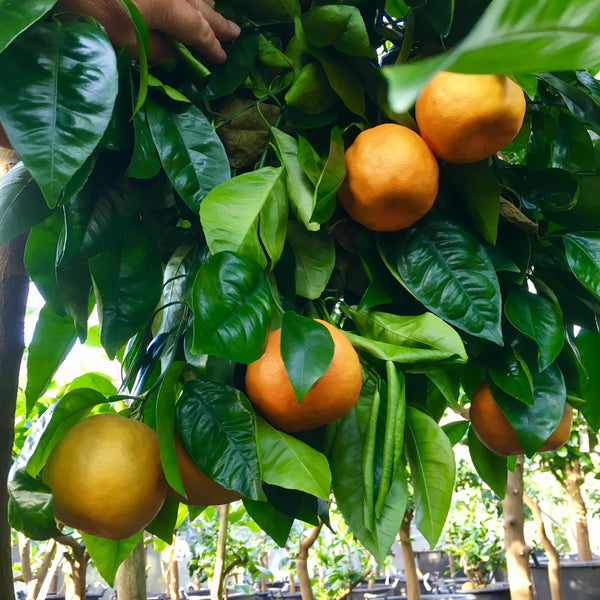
[228,20,241,36]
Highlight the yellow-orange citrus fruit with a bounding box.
[43,414,167,540]
[415,71,526,164]
[469,381,573,457]
[171,435,241,506]
[337,123,439,232]
[245,319,362,432]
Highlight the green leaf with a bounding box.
[146,494,179,545]
[504,289,565,371]
[284,62,339,116]
[89,217,163,359]
[27,388,108,477]
[175,380,264,501]
[379,216,503,345]
[25,306,77,415]
[0,0,55,53]
[467,427,507,498]
[552,111,596,172]
[256,416,331,499]
[442,420,469,446]
[146,99,230,213]
[574,329,600,430]
[190,251,273,364]
[0,162,51,246]
[243,498,294,547]
[0,20,117,207]
[444,161,500,245]
[280,313,334,402]
[286,221,335,300]
[127,108,161,179]
[491,362,567,456]
[384,0,600,112]
[8,468,61,540]
[344,307,467,369]
[200,167,287,269]
[488,348,534,406]
[564,233,600,302]
[428,0,455,37]
[81,530,143,587]
[330,378,409,563]
[405,407,455,548]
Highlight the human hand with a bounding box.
[56,0,241,64]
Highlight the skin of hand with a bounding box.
[0,0,240,148]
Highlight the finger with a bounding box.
[197,1,240,42]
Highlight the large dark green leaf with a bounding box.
[146,99,230,213]
[8,468,60,540]
[243,498,294,547]
[175,380,264,500]
[190,251,272,364]
[488,348,534,406]
[552,112,596,172]
[564,233,600,302]
[405,407,455,548]
[330,378,408,563]
[379,216,503,345]
[89,217,163,359]
[200,167,287,269]
[81,531,143,587]
[0,0,55,53]
[344,307,467,369]
[574,329,600,430]
[491,362,567,456]
[0,20,117,207]
[0,162,50,246]
[25,306,77,415]
[467,426,507,498]
[280,312,334,402]
[504,289,565,371]
[385,0,600,112]
[256,416,331,499]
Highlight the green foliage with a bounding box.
[4,0,600,579]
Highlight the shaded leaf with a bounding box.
[467,426,507,498]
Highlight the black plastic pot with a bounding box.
[530,559,600,600]
[460,583,511,599]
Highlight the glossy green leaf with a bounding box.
[257,33,293,68]
[81,531,143,587]
[467,427,507,498]
[504,289,565,371]
[8,468,60,540]
[552,112,596,173]
[146,494,179,545]
[89,218,163,359]
[491,362,567,456]
[405,407,455,548]
[0,20,117,207]
[27,388,108,477]
[284,62,339,116]
[574,329,600,430]
[330,378,408,563]
[25,306,77,415]
[200,167,287,269]
[0,162,51,246]
[256,416,331,499]
[243,498,294,547]
[488,348,534,406]
[146,99,230,213]
[280,312,334,402]
[127,108,161,179]
[190,251,273,364]
[0,0,55,53]
[175,380,264,501]
[344,307,467,368]
[442,420,469,446]
[564,233,600,302]
[384,0,600,112]
[428,0,455,37]
[379,216,503,345]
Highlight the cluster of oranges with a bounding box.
[338,71,527,232]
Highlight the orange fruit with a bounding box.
[337,123,439,232]
[469,381,573,456]
[245,319,362,432]
[42,413,167,540]
[415,71,526,164]
[171,435,241,506]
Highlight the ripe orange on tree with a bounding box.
[415,71,526,164]
[337,123,439,232]
[170,435,241,506]
[245,319,362,433]
[469,381,573,457]
[42,413,167,540]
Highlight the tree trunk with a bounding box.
[502,455,534,600]
[564,458,593,561]
[116,538,147,600]
[0,148,27,600]
[398,510,421,600]
[211,504,229,600]
[56,536,88,600]
[524,492,562,600]
[296,522,322,600]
